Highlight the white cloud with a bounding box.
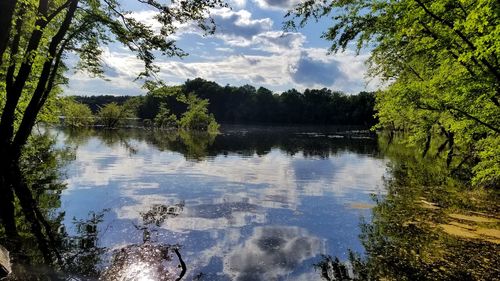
[215,47,234,52]
[288,51,344,87]
[204,8,306,54]
[66,45,380,95]
[65,47,147,96]
[253,0,302,10]
[128,10,162,31]
[253,31,306,53]
[156,53,296,89]
[230,0,247,8]
[288,48,382,92]
[153,47,378,93]
[208,8,273,46]
[64,6,382,95]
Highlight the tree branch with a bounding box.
[0,0,50,145]
[173,247,187,281]
[414,0,500,82]
[6,10,24,92]
[417,103,500,134]
[46,0,72,22]
[0,0,18,65]
[13,0,79,154]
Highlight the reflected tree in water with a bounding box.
[60,126,380,162]
[314,253,369,281]
[0,132,74,269]
[62,211,108,279]
[315,135,499,281]
[0,133,190,281]
[101,202,187,281]
[0,133,107,279]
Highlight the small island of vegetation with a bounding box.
[61,84,220,134]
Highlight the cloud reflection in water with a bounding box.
[224,226,324,281]
[58,127,386,279]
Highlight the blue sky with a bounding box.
[65,0,380,96]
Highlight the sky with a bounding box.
[65,0,380,96]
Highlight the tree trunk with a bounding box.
[0,0,17,64]
[0,154,18,239]
[7,160,53,265]
[12,0,78,158]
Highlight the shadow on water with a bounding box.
[0,127,499,280]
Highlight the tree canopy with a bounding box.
[0,0,226,262]
[72,78,377,126]
[286,0,500,187]
[0,0,226,160]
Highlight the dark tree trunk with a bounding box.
[0,0,17,64]
[13,0,78,154]
[0,6,49,148]
[0,154,18,239]
[7,159,53,265]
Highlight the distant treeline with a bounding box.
[74,78,376,126]
[74,95,130,113]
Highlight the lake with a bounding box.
[56,125,385,280]
[3,125,499,280]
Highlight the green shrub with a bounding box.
[178,95,219,133]
[154,104,178,128]
[97,103,129,128]
[62,99,94,127]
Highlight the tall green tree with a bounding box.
[61,98,94,127]
[0,0,226,261]
[286,0,500,187]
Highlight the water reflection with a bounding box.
[55,126,384,280]
[224,226,323,281]
[60,125,379,161]
[102,203,188,281]
[1,127,497,280]
[315,134,500,281]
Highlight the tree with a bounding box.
[0,0,226,261]
[279,89,304,123]
[97,102,129,128]
[178,94,219,133]
[154,103,178,129]
[137,86,186,120]
[286,0,500,187]
[61,99,94,127]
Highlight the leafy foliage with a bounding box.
[61,98,94,127]
[73,95,131,113]
[72,78,378,126]
[286,0,500,187]
[96,102,129,128]
[154,103,178,129]
[178,94,219,133]
[314,134,499,281]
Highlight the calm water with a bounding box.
[56,126,386,280]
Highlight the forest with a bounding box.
[71,78,376,126]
